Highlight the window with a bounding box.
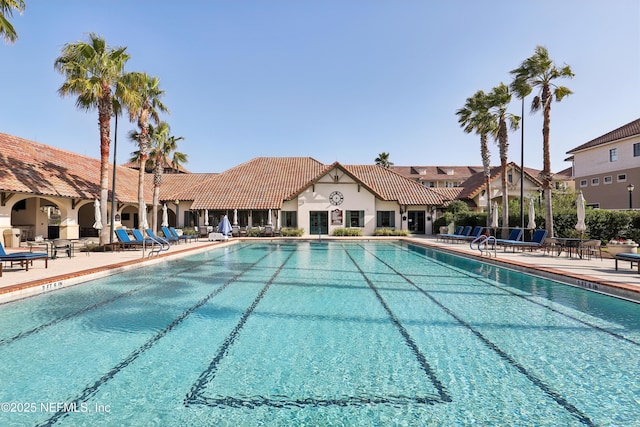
[376,211,395,228]
[634,142,640,157]
[609,148,618,162]
[604,176,612,184]
[507,172,513,183]
[281,211,297,227]
[346,210,364,228]
[586,203,600,209]
[580,179,588,187]
[618,173,627,182]
[591,178,599,186]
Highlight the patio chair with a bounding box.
[578,239,603,260]
[614,253,640,273]
[131,229,156,245]
[0,241,48,276]
[51,239,72,259]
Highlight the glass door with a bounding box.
[408,211,425,234]
[309,211,328,235]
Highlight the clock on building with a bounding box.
[329,191,344,206]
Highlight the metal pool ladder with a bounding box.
[470,234,496,258]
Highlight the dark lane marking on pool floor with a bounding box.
[362,244,596,427]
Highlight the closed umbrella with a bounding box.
[219,215,232,236]
[527,198,536,230]
[161,204,169,227]
[267,209,272,226]
[575,192,586,235]
[204,209,209,226]
[233,209,238,226]
[92,199,102,230]
[491,201,499,229]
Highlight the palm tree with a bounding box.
[375,152,393,168]
[511,46,574,237]
[0,0,25,44]
[55,33,137,245]
[456,90,496,226]
[487,83,520,234]
[132,122,186,233]
[125,73,169,232]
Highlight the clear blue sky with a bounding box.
[2,1,639,173]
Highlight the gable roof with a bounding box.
[566,118,640,154]
[0,132,143,203]
[457,163,543,199]
[392,165,483,182]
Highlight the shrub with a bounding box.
[373,228,411,236]
[332,228,363,236]
[280,227,304,237]
[182,227,196,236]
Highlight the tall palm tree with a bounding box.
[375,152,393,168]
[487,83,520,234]
[55,33,137,245]
[456,90,496,226]
[125,73,169,232]
[511,46,574,237]
[0,0,25,44]
[131,122,186,233]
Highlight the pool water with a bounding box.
[0,241,639,426]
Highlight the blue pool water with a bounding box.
[0,241,639,426]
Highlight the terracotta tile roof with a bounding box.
[122,160,191,173]
[189,157,327,209]
[154,173,219,201]
[392,165,484,182]
[341,164,443,205]
[0,132,143,203]
[566,118,640,154]
[457,163,543,199]
[429,187,464,201]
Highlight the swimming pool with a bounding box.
[0,241,638,426]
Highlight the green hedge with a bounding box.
[373,228,410,236]
[280,227,304,237]
[332,228,363,236]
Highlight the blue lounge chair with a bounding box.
[614,253,640,274]
[131,229,155,245]
[495,228,524,246]
[146,228,176,244]
[453,226,484,242]
[0,241,48,276]
[165,227,197,243]
[501,229,548,252]
[115,229,147,249]
[437,226,464,242]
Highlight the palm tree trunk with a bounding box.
[499,118,509,238]
[480,134,491,227]
[542,86,553,237]
[98,94,112,246]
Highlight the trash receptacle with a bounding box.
[3,228,21,248]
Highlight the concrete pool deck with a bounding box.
[0,236,639,304]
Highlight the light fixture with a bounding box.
[628,184,635,209]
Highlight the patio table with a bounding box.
[551,238,589,258]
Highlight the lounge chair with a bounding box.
[438,226,469,243]
[208,232,228,241]
[131,229,156,245]
[114,229,147,249]
[146,228,176,244]
[0,241,48,276]
[614,253,640,273]
[453,226,484,242]
[500,229,548,252]
[167,227,198,243]
[495,229,524,247]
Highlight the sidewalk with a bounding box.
[1,237,639,304]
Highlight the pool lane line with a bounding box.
[398,242,640,348]
[0,244,247,348]
[187,245,447,409]
[35,247,275,427]
[342,246,452,404]
[361,245,596,427]
[185,249,295,406]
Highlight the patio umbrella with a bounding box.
[267,209,272,226]
[491,201,499,229]
[141,213,148,229]
[92,199,102,230]
[219,215,232,236]
[575,192,586,234]
[204,209,209,226]
[527,198,536,229]
[233,209,238,226]
[161,204,169,227]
